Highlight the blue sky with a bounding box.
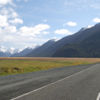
[0,0,100,52]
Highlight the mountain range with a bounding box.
[0,51,11,57]
[1,23,100,57]
[11,48,33,57]
[27,23,100,57]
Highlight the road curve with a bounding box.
[0,64,96,100]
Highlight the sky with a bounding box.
[0,0,100,52]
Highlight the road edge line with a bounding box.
[11,64,96,100]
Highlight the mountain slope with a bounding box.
[27,23,100,57]
[53,24,100,57]
[27,39,56,57]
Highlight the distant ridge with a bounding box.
[11,48,33,57]
[0,51,11,57]
[2,23,100,57]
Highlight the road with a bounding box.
[0,64,99,100]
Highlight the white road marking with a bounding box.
[11,65,96,100]
[96,92,100,100]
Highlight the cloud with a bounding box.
[0,15,8,27]
[0,8,18,18]
[0,23,50,45]
[9,47,16,54]
[0,46,17,54]
[4,25,17,33]
[9,18,23,24]
[52,37,61,41]
[0,7,21,27]
[64,21,77,27]
[42,31,49,34]
[0,0,51,49]
[93,17,100,23]
[0,46,7,52]
[87,25,94,28]
[19,24,50,37]
[54,29,72,35]
[0,0,13,6]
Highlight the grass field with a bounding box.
[0,57,100,76]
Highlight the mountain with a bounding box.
[27,39,56,57]
[0,47,20,57]
[26,23,100,57]
[0,51,11,57]
[11,48,33,57]
[53,23,100,57]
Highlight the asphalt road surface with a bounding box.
[0,64,99,100]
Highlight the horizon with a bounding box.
[0,0,100,52]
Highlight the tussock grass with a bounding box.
[0,57,100,76]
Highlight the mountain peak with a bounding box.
[79,25,94,32]
[47,39,56,42]
[95,23,100,27]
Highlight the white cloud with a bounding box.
[2,35,14,42]
[0,0,51,49]
[0,0,13,6]
[4,25,17,33]
[0,8,20,28]
[0,15,8,27]
[87,25,94,28]
[64,21,77,27]
[0,46,18,54]
[33,24,50,32]
[42,31,49,34]
[9,18,23,24]
[55,29,72,35]
[52,37,61,41]
[9,47,16,54]
[9,8,18,18]
[0,8,18,18]
[0,46,7,52]
[93,18,100,23]
[12,11,18,18]
[19,24,50,36]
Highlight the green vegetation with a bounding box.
[0,58,96,76]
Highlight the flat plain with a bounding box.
[0,57,100,76]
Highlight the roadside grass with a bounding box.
[0,58,99,76]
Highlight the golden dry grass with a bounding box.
[0,57,100,62]
[0,57,100,76]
